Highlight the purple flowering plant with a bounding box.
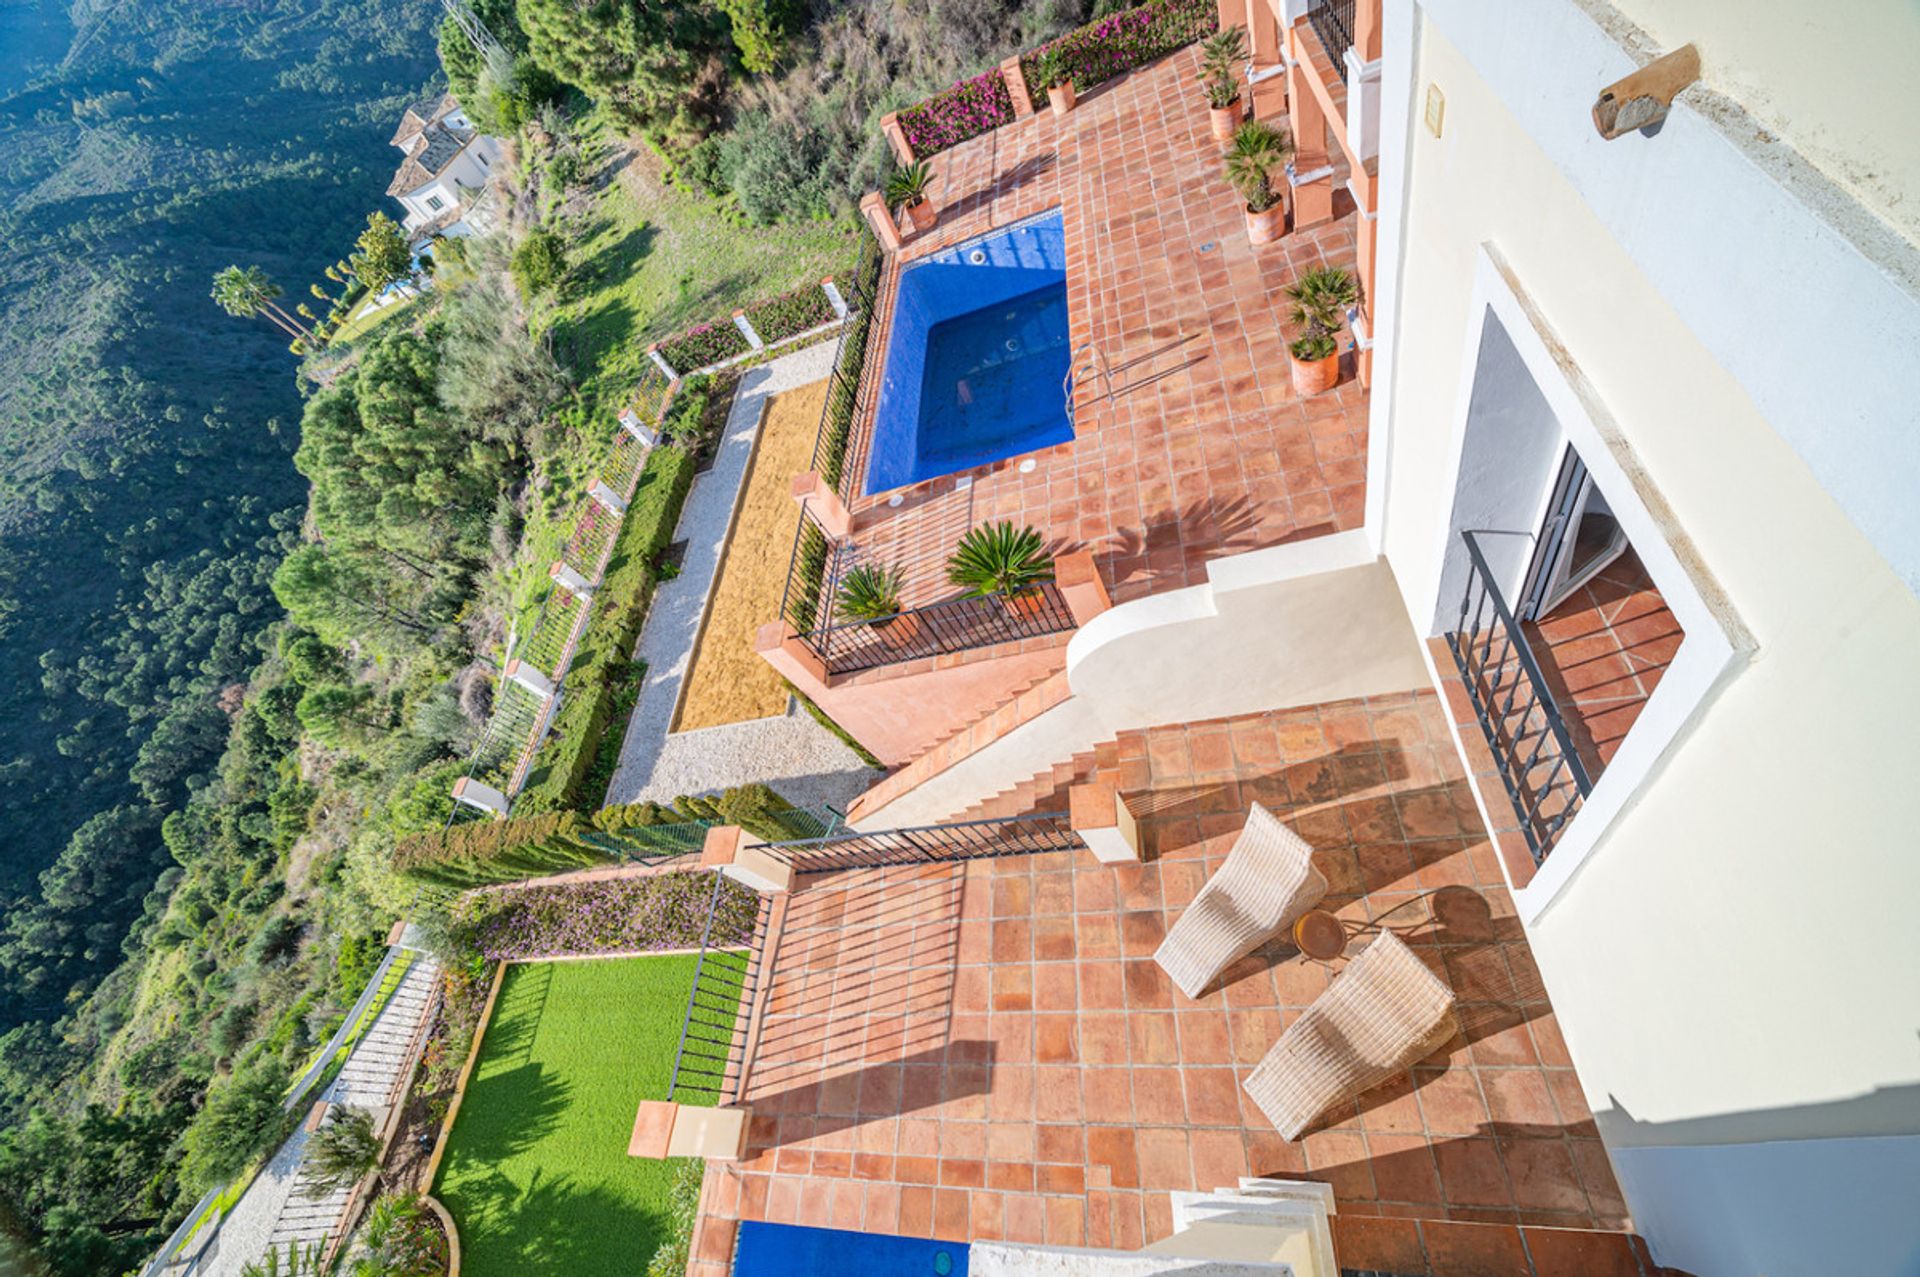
[457,870,758,962]
[1019,0,1217,112]
[896,69,1016,157]
[658,320,749,374]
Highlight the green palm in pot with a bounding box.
[947,522,1055,616]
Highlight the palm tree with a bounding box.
[302,1106,381,1198]
[211,265,313,343]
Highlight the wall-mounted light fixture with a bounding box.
[1592,44,1700,140]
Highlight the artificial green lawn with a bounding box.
[434,956,718,1277]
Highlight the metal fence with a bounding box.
[778,502,1078,677]
[757,811,1080,875]
[1442,530,1593,865]
[665,874,774,1105]
[1308,0,1355,80]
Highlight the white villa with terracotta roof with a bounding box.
[387,93,502,248]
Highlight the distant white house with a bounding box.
[386,93,502,248]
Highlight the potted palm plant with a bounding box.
[1284,265,1359,396]
[947,522,1055,619]
[885,161,938,234]
[1035,48,1076,116]
[1198,27,1247,141]
[837,562,919,649]
[1222,120,1292,245]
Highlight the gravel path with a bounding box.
[605,341,879,813]
[177,953,440,1277]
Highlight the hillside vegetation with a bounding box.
[0,0,1114,1270]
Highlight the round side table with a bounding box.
[1292,909,1349,961]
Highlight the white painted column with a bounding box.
[452,777,509,817]
[821,277,849,319]
[549,561,595,599]
[619,411,659,448]
[588,479,629,515]
[1345,51,1385,162]
[646,344,677,379]
[732,310,765,350]
[503,659,554,699]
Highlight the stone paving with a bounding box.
[837,43,1369,621]
[687,691,1638,1276]
[606,341,879,813]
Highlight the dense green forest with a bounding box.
[0,0,1109,1270]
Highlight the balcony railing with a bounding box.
[757,811,1080,875]
[778,502,1079,676]
[1442,530,1593,866]
[665,873,774,1105]
[1308,0,1355,82]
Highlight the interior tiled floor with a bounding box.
[689,691,1635,1275]
[1525,549,1682,773]
[833,45,1369,619]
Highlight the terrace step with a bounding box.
[846,666,1074,825]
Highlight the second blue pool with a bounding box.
[863,208,1073,495]
[732,1221,967,1276]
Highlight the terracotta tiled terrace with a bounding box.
[837,45,1369,618]
[689,690,1659,1276]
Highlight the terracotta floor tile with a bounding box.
[717,693,1621,1255]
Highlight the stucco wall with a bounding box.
[1599,0,1920,248]
[1375,10,1920,1272]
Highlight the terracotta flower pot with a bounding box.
[905,198,938,233]
[1002,588,1050,622]
[1049,82,1076,116]
[1289,349,1341,397]
[873,612,922,651]
[1245,201,1286,245]
[1209,98,1242,142]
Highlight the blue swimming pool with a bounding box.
[733,1221,967,1276]
[863,208,1073,495]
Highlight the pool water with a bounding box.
[864,208,1073,495]
[733,1221,967,1275]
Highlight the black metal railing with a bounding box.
[1308,0,1355,81]
[756,811,1081,875]
[778,498,1079,676]
[665,874,774,1105]
[1443,530,1593,866]
[809,231,886,499]
[812,581,1077,676]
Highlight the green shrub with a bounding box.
[515,446,696,813]
[511,226,567,296]
[645,1157,707,1277]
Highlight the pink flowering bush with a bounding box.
[658,320,748,374]
[895,68,1016,158]
[459,870,758,962]
[1018,0,1217,112]
[744,283,836,344]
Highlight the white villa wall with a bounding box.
[1600,0,1920,247]
[851,533,1431,831]
[1369,4,1920,1272]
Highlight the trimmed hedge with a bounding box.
[895,67,1015,158]
[394,812,612,889]
[515,445,696,814]
[597,783,833,843]
[1018,0,1216,112]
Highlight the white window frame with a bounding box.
[424,193,444,211]
[1429,246,1752,925]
